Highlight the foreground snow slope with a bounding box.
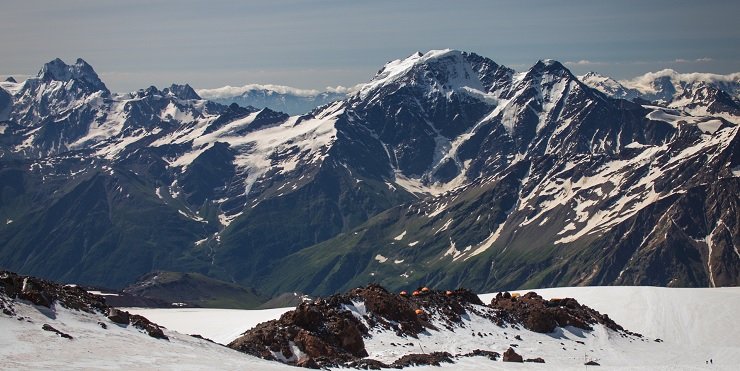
[0,302,294,370]
[130,286,739,370]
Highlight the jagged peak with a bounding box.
[163,83,201,100]
[531,59,571,74]
[36,57,109,93]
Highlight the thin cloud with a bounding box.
[564,60,608,67]
[325,84,364,94]
[673,57,713,63]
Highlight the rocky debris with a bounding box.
[107,308,130,324]
[585,360,601,366]
[525,357,546,363]
[189,334,216,343]
[0,271,167,340]
[42,324,73,339]
[345,352,455,369]
[1,271,106,313]
[502,347,524,362]
[130,314,168,340]
[229,284,489,367]
[490,291,640,335]
[461,349,500,361]
[295,357,320,369]
[343,358,388,370]
[1,295,15,316]
[392,352,454,367]
[228,299,368,366]
[230,284,637,368]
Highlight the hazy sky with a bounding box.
[2,0,738,93]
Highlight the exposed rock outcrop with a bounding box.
[42,323,73,339]
[0,271,167,340]
[229,284,636,368]
[502,347,523,362]
[489,291,640,336]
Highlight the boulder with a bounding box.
[42,324,73,339]
[526,357,546,363]
[107,308,130,324]
[392,352,453,367]
[503,347,523,362]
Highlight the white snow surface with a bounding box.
[125,307,292,345]
[97,286,740,370]
[0,302,293,370]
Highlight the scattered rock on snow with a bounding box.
[502,347,524,362]
[525,357,546,363]
[461,349,500,361]
[392,352,454,367]
[107,308,130,324]
[42,323,73,339]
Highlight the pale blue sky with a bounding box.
[1,0,738,92]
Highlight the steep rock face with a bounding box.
[258,52,738,295]
[669,84,740,118]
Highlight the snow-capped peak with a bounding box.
[579,71,641,100]
[356,49,501,99]
[37,57,108,93]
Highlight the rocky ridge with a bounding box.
[0,270,168,339]
[228,284,643,368]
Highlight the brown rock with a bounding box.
[392,352,453,367]
[463,349,500,361]
[42,323,73,339]
[296,357,320,369]
[335,319,366,357]
[490,292,631,334]
[295,329,332,358]
[130,314,168,340]
[503,347,523,362]
[107,308,130,324]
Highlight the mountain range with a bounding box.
[0,50,737,300]
[196,84,348,115]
